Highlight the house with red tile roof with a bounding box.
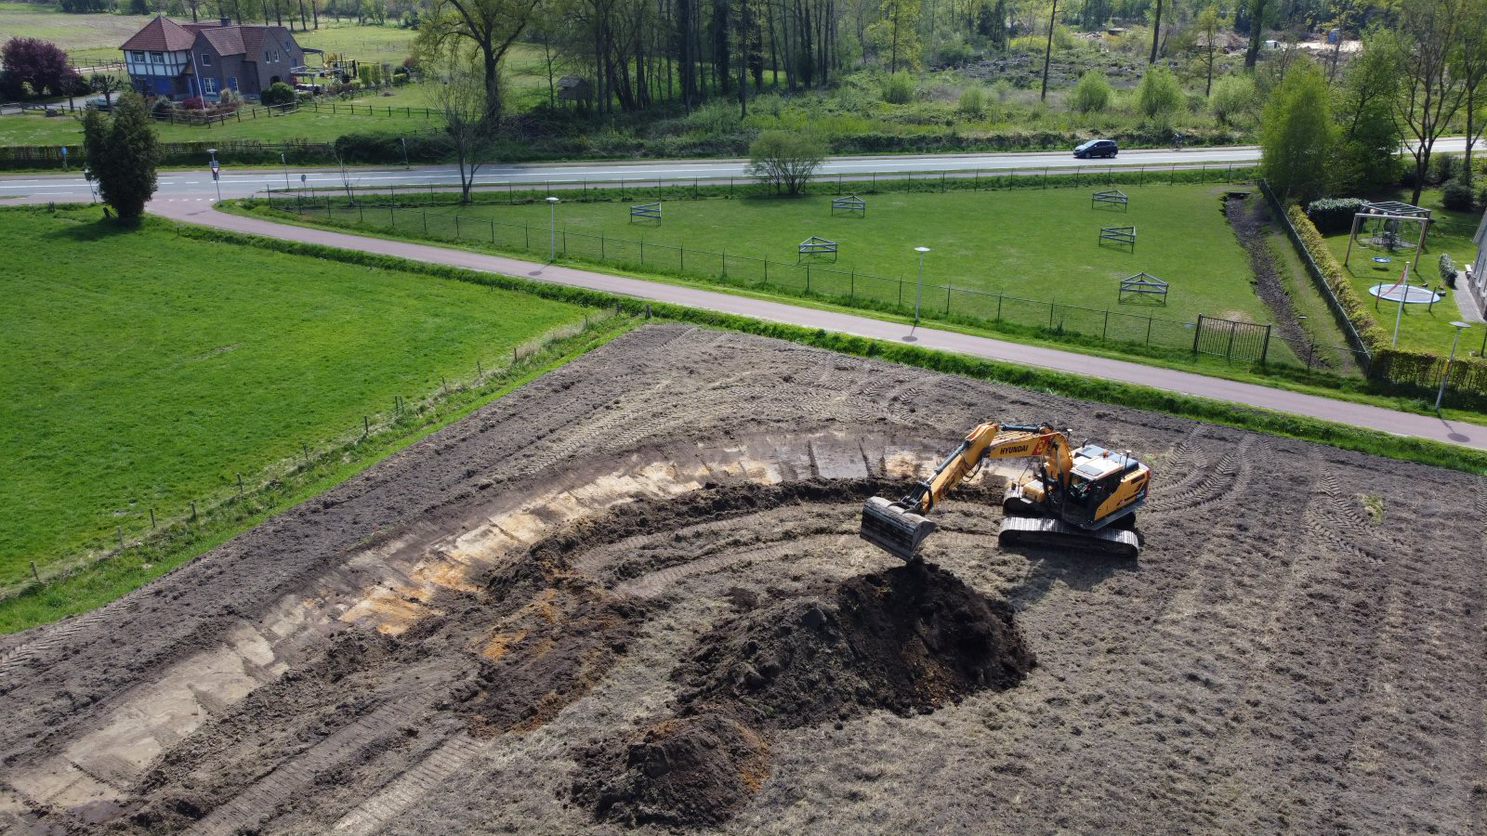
[120,16,307,102]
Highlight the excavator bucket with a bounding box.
[859,497,938,561]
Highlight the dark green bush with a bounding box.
[1304,197,1366,234]
[1442,177,1476,212]
[260,82,296,107]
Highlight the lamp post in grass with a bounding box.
[912,246,931,334]
[207,148,221,202]
[1436,321,1471,411]
[546,196,560,262]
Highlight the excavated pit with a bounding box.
[574,561,1034,828]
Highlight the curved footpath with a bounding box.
[152,200,1487,452]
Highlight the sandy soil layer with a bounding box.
[0,324,1483,834]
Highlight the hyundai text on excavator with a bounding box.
[860,422,1150,560]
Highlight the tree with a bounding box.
[747,130,825,194]
[868,0,920,73]
[1453,0,1487,177]
[1196,2,1222,95]
[0,37,84,101]
[81,92,160,223]
[1260,57,1334,203]
[417,0,543,127]
[1330,32,1401,193]
[1243,0,1274,69]
[1388,0,1469,205]
[89,73,124,109]
[431,55,495,203]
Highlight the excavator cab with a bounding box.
[1057,445,1148,529]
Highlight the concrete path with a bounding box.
[151,200,1487,453]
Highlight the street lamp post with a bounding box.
[207,148,221,202]
[913,246,931,329]
[546,196,560,262]
[1436,320,1471,411]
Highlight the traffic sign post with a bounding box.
[208,149,222,201]
[60,145,69,171]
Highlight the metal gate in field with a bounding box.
[1192,314,1272,363]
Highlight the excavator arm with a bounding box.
[861,423,1068,560]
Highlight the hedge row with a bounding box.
[168,218,1487,474]
[1285,204,1487,397]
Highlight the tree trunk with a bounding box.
[1148,0,1161,63]
[1040,0,1056,101]
[483,47,502,127]
[1244,0,1265,69]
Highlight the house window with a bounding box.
[130,51,145,61]
[149,51,163,63]
[265,49,279,62]
[200,52,212,66]
[202,77,219,95]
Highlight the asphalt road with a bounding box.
[2,138,1468,203]
[150,198,1487,452]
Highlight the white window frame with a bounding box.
[130,51,146,61]
[266,49,279,63]
[200,52,212,66]
[149,51,164,63]
[202,77,219,95]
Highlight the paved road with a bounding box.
[5,138,1469,203]
[150,199,1487,452]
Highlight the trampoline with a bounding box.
[1369,283,1443,304]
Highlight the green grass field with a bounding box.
[1322,188,1483,356]
[285,184,1281,351]
[0,206,589,590]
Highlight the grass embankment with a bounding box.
[0,206,613,630]
[255,182,1297,362]
[1321,187,1483,356]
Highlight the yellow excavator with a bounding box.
[860,422,1150,560]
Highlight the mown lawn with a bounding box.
[0,206,588,588]
[1322,187,1484,356]
[0,85,445,146]
[298,183,1276,342]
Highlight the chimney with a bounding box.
[219,16,231,26]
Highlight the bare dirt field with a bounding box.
[1,324,1484,834]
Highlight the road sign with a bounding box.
[60,146,68,157]
[211,169,219,181]
[210,159,220,172]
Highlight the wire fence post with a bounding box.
[1102,309,1110,341]
[945,283,952,315]
[721,251,727,278]
[1146,316,1153,346]
[850,269,855,300]
[423,210,428,235]
[806,264,811,293]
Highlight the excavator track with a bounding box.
[997,516,1141,559]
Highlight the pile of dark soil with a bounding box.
[574,562,1033,828]
[573,711,771,828]
[677,561,1035,727]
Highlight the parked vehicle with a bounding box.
[1074,139,1119,159]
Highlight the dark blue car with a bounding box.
[1074,139,1119,159]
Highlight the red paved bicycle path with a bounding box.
[152,200,1487,453]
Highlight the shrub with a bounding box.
[1071,70,1112,113]
[1136,66,1183,121]
[882,72,915,104]
[150,97,175,118]
[180,96,206,110]
[82,92,159,223]
[1285,204,1386,348]
[747,130,826,195]
[1431,153,1459,186]
[957,85,987,117]
[1440,253,1459,286]
[1442,176,1476,212]
[260,82,296,107]
[1305,197,1366,234]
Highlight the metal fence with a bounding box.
[270,192,1289,367]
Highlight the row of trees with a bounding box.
[1262,0,1487,207]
